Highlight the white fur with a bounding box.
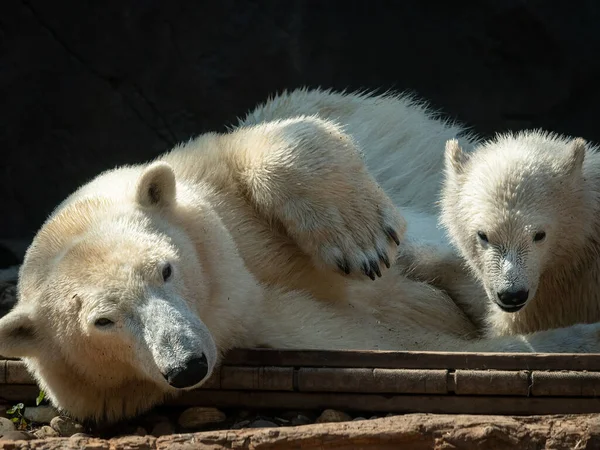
[438,131,600,336]
[2,89,600,424]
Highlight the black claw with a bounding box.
[386,227,401,246]
[370,260,382,278]
[337,258,351,275]
[378,250,390,269]
[362,262,376,281]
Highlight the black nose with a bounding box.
[164,355,209,389]
[497,289,529,306]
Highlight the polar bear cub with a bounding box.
[440,131,600,336]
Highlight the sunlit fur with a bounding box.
[2,89,600,424]
[441,131,600,336]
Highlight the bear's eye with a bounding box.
[534,231,546,242]
[477,231,489,243]
[94,318,114,328]
[162,263,173,282]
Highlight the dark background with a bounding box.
[1,0,600,264]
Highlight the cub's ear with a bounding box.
[444,139,469,175]
[136,162,177,208]
[0,308,40,358]
[564,137,586,176]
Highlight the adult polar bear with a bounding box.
[1,88,600,423]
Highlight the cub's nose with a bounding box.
[164,355,209,389]
[497,289,529,308]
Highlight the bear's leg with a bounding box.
[230,116,406,280]
[396,239,489,326]
[254,280,600,354]
[458,323,600,354]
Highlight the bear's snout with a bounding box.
[496,288,529,312]
[163,354,209,389]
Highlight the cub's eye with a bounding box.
[477,231,489,243]
[162,263,173,282]
[94,318,114,328]
[534,231,546,242]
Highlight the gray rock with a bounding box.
[69,433,92,439]
[0,430,34,440]
[230,419,250,430]
[0,417,15,434]
[315,409,352,424]
[291,415,312,426]
[50,416,85,437]
[249,419,278,428]
[23,405,59,424]
[133,426,148,436]
[0,282,17,318]
[33,425,59,439]
[150,420,175,437]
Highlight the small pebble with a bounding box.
[0,430,34,441]
[249,419,278,428]
[369,415,379,420]
[33,425,59,439]
[24,405,59,424]
[385,413,396,418]
[0,417,15,434]
[353,417,366,421]
[291,415,312,426]
[133,426,147,436]
[280,411,313,421]
[151,421,175,437]
[315,409,352,424]
[69,433,91,439]
[178,407,226,429]
[231,420,250,429]
[50,416,85,437]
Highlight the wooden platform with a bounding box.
[3,349,600,415]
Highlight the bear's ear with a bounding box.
[136,162,177,208]
[444,139,469,175]
[563,137,586,176]
[0,308,41,358]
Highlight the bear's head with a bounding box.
[441,131,591,313]
[0,162,239,423]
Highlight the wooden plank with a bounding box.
[297,368,448,394]
[0,385,39,403]
[220,366,294,391]
[532,371,600,396]
[5,360,34,384]
[453,370,530,396]
[2,349,600,384]
[4,383,600,416]
[166,390,600,415]
[223,348,600,370]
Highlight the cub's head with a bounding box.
[0,162,221,423]
[441,131,592,313]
